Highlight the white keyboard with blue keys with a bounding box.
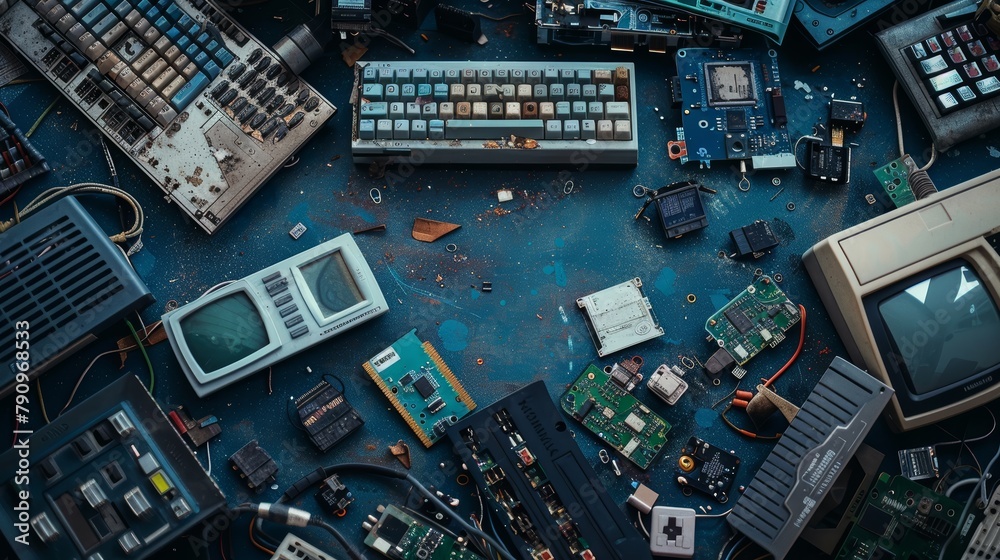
[351,61,639,165]
[0,0,336,233]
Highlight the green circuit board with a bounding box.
[362,329,476,447]
[835,473,974,560]
[873,155,918,208]
[364,504,483,560]
[705,276,800,366]
[561,364,670,470]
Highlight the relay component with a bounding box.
[230,440,279,491]
[296,377,365,452]
[729,220,779,259]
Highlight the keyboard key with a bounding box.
[393,120,409,139]
[472,101,487,119]
[539,102,554,120]
[388,101,404,119]
[926,36,942,53]
[956,85,977,102]
[597,120,613,139]
[928,69,962,92]
[964,62,982,79]
[969,40,987,57]
[919,55,948,75]
[947,47,966,64]
[170,71,208,109]
[376,119,392,139]
[429,119,444,139]
[614,120,631,140]
[581,119,595,139]
[976,76,1000,95]
[505,102,520,119]
[984,55,1000,72]
[467,84,482,102]
[957,24,974,42]
[422,102,438,119]
[563,120,580,140]
[362,83,383,101]
[937,91,959,110]
[605,101,629,121]
[412,119,427,138]
[446,119,544,139]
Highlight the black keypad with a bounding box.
[906,22,1000,113]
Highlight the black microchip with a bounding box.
[726,110,747,131]
[729,220,778,258]
[806,140,851,183]
[413,375,436,399]
[296,381,364,452]
[858,506,893,537]
[771,89,787,127]
[829,99,865,133]
[427,396,445,413]
[654,184,708,238]
[377,513,412,546]
[399,372,414,385]
[229,441,278,491]
[724,308,754,334]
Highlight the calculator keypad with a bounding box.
[907,23,1000,113]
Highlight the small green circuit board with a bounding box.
[364,504,483,560]
[835,473,974,560]
[873,155,917,208]
[705,275,800,366]
[362,329,476,447]
[561,363,670,470]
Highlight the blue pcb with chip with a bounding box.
[670,48,795,170]
[362,329,476,447]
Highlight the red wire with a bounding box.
[764,304,807,388]
[0,185,20,206]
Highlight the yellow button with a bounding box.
[149,471,173,495]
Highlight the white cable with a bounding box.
[893,81,937,171]
[205,440,212,475]
[793,135,824,170]
[945,477,980,498]
[637,510,650,538]
[697,508,733,518]
[938,440,1000,560]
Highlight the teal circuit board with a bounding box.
[835,473,974,560]
[705,275,800,366]
[873,155,918,208]
[362,330,476,447]
[671,48,795,170]
[561,363,670,470]
[364,504,483,560]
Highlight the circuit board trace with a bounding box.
[561,363,670,470]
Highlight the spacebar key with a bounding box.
[445,119,544,139]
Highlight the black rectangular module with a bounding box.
[806,140,851,183]
[654,184,708,238]
[676,437,740,503]
[729,220,778,258]
[434,4,484,43]
[829,99,865,133]
[331,0,372,21]
[230,441,278,491]
[724,308,754,334]
[447,381,652,560]
[727,357,894,558]
[296,380,365,452]
[0,375,226,560]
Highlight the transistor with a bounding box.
[729,220,778,258]
[229,441,278,491]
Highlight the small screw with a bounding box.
[771,177,781,186]
[786,202,796,211]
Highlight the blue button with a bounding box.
[185,43,199,59]
[176,35,190,51]
[359,119,375,139]
[164,4,182,20]
[417,83,431,98]
[171,72,209,109]
[204,39,219,55]
[433,83,448,102]
[91,11,118,36]
[153,15,170,32]
[203,60,220,79]
[362,83,383,100]
[165,26,182,41]
[113,1,131,17]
[176,14,193,31]
[195,32,210,46]
[136,0,152,11]
[214,48,233,68]
[80,4,108,28]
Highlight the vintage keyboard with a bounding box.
[350,61,639,165]
[0,0,336,233]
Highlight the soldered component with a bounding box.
[296,378,364,452]
[675,437,740,503]
[289,222,308,239]
[729,220,779,259]
[898,446,939,481]
[315,474,354,515]
[229,440,278,491]
[705,276,799,366]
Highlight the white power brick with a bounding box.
[650,506,696,558]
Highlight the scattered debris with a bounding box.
[388,440,411,469]
[482,281,492,292]
[412,218,460,242]
[497,189,513,202]
[289,222,307,239]
[353,223,387,235]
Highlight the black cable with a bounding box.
[285,398,306,431]
[310,518,364,560]
[323,373,346,394]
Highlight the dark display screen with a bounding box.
[879,264,1000,394]
[180,291,270,373]
[298,251,365,318]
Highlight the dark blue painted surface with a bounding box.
[3,1,1000,558]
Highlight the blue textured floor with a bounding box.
[3,1,1000,559]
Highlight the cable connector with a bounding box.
[254,503,312,527]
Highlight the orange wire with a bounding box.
[248,516,276,555]
[763,304,806,388]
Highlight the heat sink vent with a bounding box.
[726,357,893,558]
[0,197,153,396]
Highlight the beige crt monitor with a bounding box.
[803,169,1000,432]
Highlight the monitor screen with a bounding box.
[878,264,1000,394]
[179,291,271,374]
[297,251,365,318]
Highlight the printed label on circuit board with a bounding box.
[705,276,800,366]
[676,437,740,503]
[362,329,476,447]
[561,363,670,470]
